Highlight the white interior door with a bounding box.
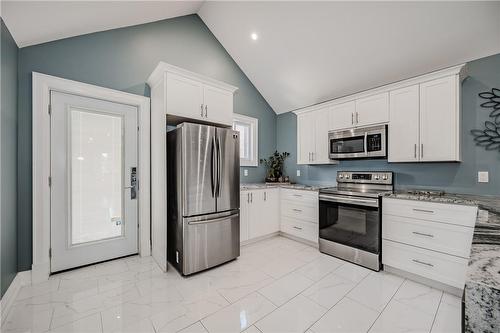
[50,91,138,272]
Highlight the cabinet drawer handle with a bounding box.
[412,259,434,267]
[292,209,302,212]
[293,226,303,230]
[412,208,434,214]
[293,194,303,197]
[412,231,434,238]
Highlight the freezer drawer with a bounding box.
[182,210,240,275]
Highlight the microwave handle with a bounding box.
[364,132,368,155]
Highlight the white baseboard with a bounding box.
[31,262,50,284]
[1,270,32,322]
[240,232,280,246]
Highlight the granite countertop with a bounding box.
[240,183,330,192]
[383,191,500,332]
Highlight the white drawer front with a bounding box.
[281,217,318,243]
[281,189,318,206]
[382,240,468,289]
[382,215,474,258]
[281,201,318,224]
[383,198,477,227]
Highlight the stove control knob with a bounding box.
[374,175,380,180]
[338,174,343,179]
[345,174,350,179]
[382,175,388,180]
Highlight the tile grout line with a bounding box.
[302,267,373,333]
[429,292,444,333]
[364,277,407,333]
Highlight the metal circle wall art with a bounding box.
[471,88,500,152]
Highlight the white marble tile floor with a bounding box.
[2,236,462,333]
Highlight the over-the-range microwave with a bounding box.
[329,124,387,160]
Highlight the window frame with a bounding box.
[233,113,259,167]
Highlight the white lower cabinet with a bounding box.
[240,188,318,244]
[240,188,280,243]
[382,198,477,290]
[280,189,319,244]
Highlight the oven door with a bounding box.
[329,131,367,159]
[319,194,380,254]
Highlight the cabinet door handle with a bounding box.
[421,143,424,158]
[205,105,208,118]
[414,144,417,159]
[412,259,434,267]
[264,192,267,201]
[200,104,204,117]
[250,193,253,203]
[356,112,359,124]
[247,193,250,203]
[412,208,434,214]
[311,152,314,161]
[412,231,434,238]
[351,113,354,125]
[293,226,303,230]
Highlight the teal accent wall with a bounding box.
[1,18,18,297]
[278,53,500,195]
[16,14,276,270]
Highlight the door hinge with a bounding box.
[48,104,52,115]
[48,176,52,187]
[49,248,52,258]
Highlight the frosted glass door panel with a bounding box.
[50,91,138,273]
[70,109,124,245]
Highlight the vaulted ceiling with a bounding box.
[199,1,500,114]
[2,1,500,114]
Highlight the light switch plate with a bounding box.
[296,170,301,177]
[244,169,248,177]
[478,171,489,183]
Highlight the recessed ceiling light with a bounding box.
[251,32,258,41]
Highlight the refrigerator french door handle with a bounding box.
[211,137,217,198]
[216,136,222,197]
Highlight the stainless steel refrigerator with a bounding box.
[167,123,240,275]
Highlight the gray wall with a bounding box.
[1,18,18,297]
[16,14,276,270]
[277,53,500,195]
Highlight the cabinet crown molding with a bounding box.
[147,61,238,93]
[293,63,467,115]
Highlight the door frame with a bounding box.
[32,72,151,283]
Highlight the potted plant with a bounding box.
[260,151,290,183]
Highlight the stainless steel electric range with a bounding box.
[318,171,393,271]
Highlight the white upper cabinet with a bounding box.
[354,92,389,127]
[297,112,316,164]
[389,75,461,162]
[295,64,466,164]
[203,84,233,125]
[389,85,420,162]
[166,73,204,120]
[148,62,238,127]
[314,107,332,164]
[419,76,459,162]
[330,101,356,130]
[297,108,338,165]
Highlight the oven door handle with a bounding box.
[319,194,379,207]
